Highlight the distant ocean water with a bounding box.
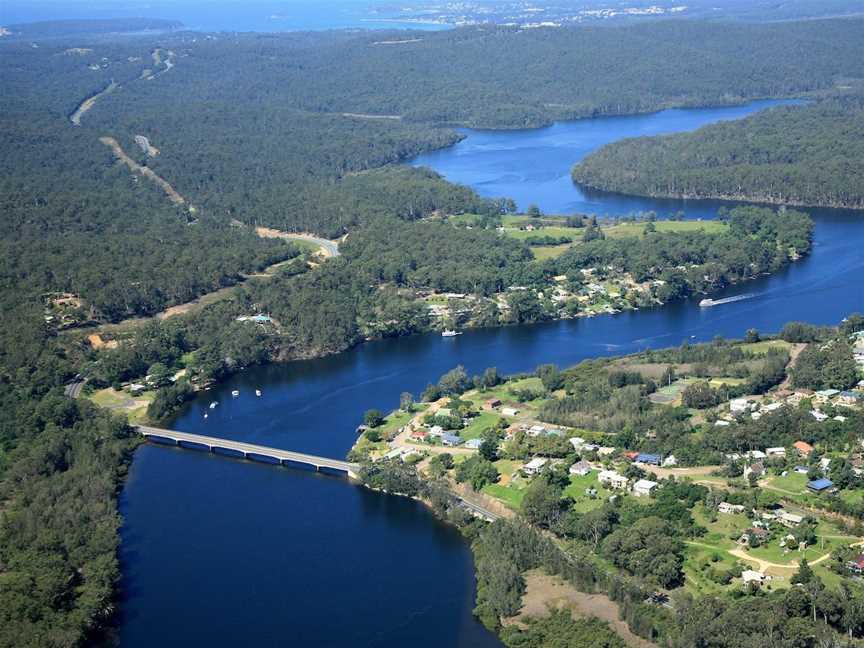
[1,0,451,32]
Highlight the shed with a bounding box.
[807,478,834,493]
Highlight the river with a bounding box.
[117,100,863,647]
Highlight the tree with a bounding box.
[455,456,499,491]
[429,452,454,476]
[521,476,564,528]
[479,366,501,389]
[399,391,414,412]
[537,364,564,391]
[479,437,499,462]
[527,203,542,218]
[438,365,470,395]
[745,328,760,343]
[364,408,384,428]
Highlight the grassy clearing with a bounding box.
[740,339,794,355]
[483,483,525,509]
[764,472,809,494]
[531,244,572,260]
[89,387,154,424]
[461,411,504,440]
[564,471,613,512]
[604,220,728,239]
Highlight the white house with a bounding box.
[428,425,445,437]
[569,437,586,450]
[528,425,547,437]
[811,410,829,422]
[522,457,549,476]
[715,420,731,427]
[765,447,786,458]
[741,570,769,585]
[501,407,520,417]
[632,479,659,497]
[762,402,784,413]
[718,502,746,514]
[748,450,767,460]
[598,470,629,490]
[569,460,592,476]
[730,398,752,414]
[662,455,678,467]
[780,512,804,527]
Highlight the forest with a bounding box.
[571,93,864,209]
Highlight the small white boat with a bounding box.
[441,329,461,337]
[209,401,218,409]
[255,389,262,397]
[699,298,714,308]
[204,413,208,419]
[231,390,240,397]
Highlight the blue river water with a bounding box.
[117,101,863,647]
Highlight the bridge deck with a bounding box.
[137,425,359,474]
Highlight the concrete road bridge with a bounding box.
[136,425,360,478]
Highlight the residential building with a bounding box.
[501,407,520,417]
[569,437,586,450]
[765,447,786,458]
[718,502,745,514]
[441,433,463,447]
[528,425,547,437]
[811,410,829,422]
[780,512,804,527]
[411,430,429,442]
[522,457,549,475]
[636,453,661,466]
[730,398,752,414]
[744,462,765,479]
[428,425,444,437]
[814,389,841,404]
[662,455,678,467]
[741,570,769,585]
[632,479,658,497]
[807,478,834,493]
[483,398,501,410]
[598,470,629,489]
[569,460,592,476]
[464,438,483,450]
[793,441,814,457]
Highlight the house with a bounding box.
[522,457,549,476]
[464,438,483,450]
[793,441,814,457]
[838,391,863,406]
[807,478,834,493]
[128,383,146,395]
[569,437,586,450]
[598,470,629,489]
[718,502,745,515]
[501,407,520,417]
[411,430,429,442]
[636,453,661,466]
[715,420,731,427]
[780,512,804,527]
[528,425,547,437]
[632,479,659,497]
[744,462,765,479]
[741,570,769,585]
[597,446,616,456]
[441,434,463,447]
[814,389,840,404]
[794,466,809,475]
[739,528,770,545]
[623,451,640,461]
[762,402,785,414]
[483,398,501,410]
[847,554,864,574]
[428,425,444,437]
[765,447,786,458]
[730,398,752,414]
[811,410,829,422]
[662,455,678,467]
[748,450,767,460]
[819,457,832,471]
[569,460,592,476]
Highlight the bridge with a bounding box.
[136,425,360,479]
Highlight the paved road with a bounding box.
[64,380,85,398]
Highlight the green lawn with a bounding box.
[740,339,794,355]
[461,411,504,440]
[764,472,809,495]
[483,483,525,509]
[531,244,572,260]
[604,220,728,239]
[563,471,613,512]
[378,410,414,439]
[89,387,154,424]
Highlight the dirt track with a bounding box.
[100,136,188,206]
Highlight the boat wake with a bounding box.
[699,293,757,308]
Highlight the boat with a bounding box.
[231,390,240,397]
[255,389,262,397]
[441,329,461,337]
[204,413,208,419]
[209,401,218,409]
[699,293,754,308]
